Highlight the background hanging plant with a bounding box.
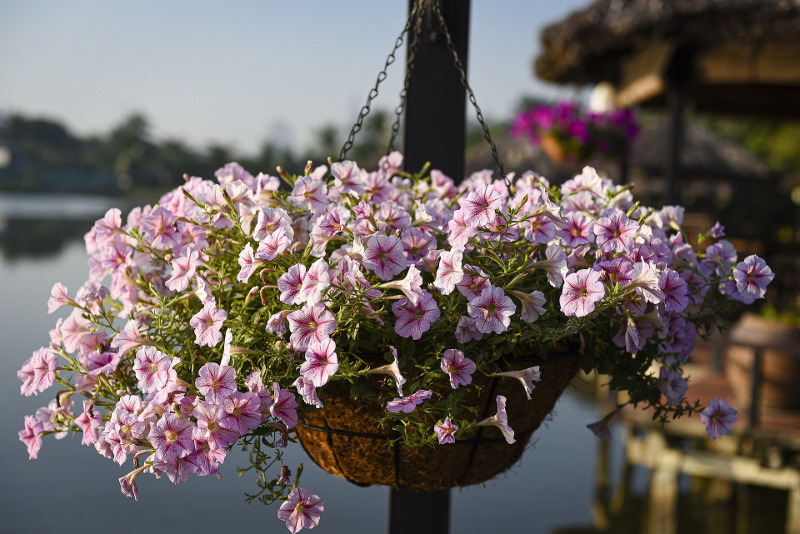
[512,101,639,162]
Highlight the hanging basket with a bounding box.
[294,350,581,491]
[540,134,567,164]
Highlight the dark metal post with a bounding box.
[403,0,470,182]
[664,47,691,206]
[389,1,470,532]
[748,348,762,428]
[389,488,450,534]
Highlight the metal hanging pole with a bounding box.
[402,0,471,183]
[388,1,470,532]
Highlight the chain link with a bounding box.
[387,1,424,155]
[429,0,508,186]
[341,0,508,187]
[338,2,420,162]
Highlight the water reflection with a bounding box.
[0,217,92,260]
[0,193,140,260]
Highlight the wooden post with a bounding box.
[403,0,471,182]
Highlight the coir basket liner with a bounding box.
[294,351,581,491]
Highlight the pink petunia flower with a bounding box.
[252,207,293,242]
[433,249,464,295]
[375,264,424,305]
[476,395,515,444]
[402,227,437,264]
[60,309,92,353]
[112,320,150,358]
[277,487,324,533]
[456,265,490,300]
[287,303,336,352]
[593,209,638,253]
[47,282,77,314]
[386,389,433,413]
[377,200,412,231]
[522,215,557,244]
[434,417,458,444]
[467,285,516,334]
[454,316,484,344]
[731,254,774,305]
[152,454,200,485]
[19,415,44,459]
[509,290,547,323]
[195,362,238,404]
[270,383,299,429]
[298,259,330,305]
[626,261,665,305]
[496,366,541,400]
[219,391,262,435]
[139,206,181,250]
[659,268,689,312]
[559,269,605,317]
[657,366,688,406]
[86,351,121,376]
[460,184,503,228]
[331,160,366,196]
[166,246,200,292]
[528,244,568,288]
[256,227,291,261]
[237,243,258,283]
[362,234,407,281]
[701,397,737,440]
[134,346,177,394]
[193,401,240,450]
[148,413,195,462]
[292,376,323,408]
[392,290,441,340]
[74,400,103,446]
[18,347,58,397]
[369,346,406,396]
[440,349,476,389]
[556,211,595,248]
[278,263,308,305]
[288,176,328,215]
[447,208,478,251]
[300,338,339,388]
[189,302,227,347]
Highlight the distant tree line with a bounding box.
[0,110,397,194]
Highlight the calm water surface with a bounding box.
[0,195,617,533]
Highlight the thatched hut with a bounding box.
[535,0,800,117]
[534,0,800,206]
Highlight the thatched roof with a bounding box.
[536,0,800,86]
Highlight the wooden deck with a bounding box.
[617,339,800,534]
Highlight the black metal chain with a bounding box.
[338,1,421,162]
[429,0,509,186]
[386,1,424,155]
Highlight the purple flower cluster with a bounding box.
[18,153,773,530]
[512,101,638,161]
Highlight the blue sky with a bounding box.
[1,1,589,155]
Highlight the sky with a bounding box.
[1,1,590,156]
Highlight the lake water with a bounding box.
[0,194,623,533]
